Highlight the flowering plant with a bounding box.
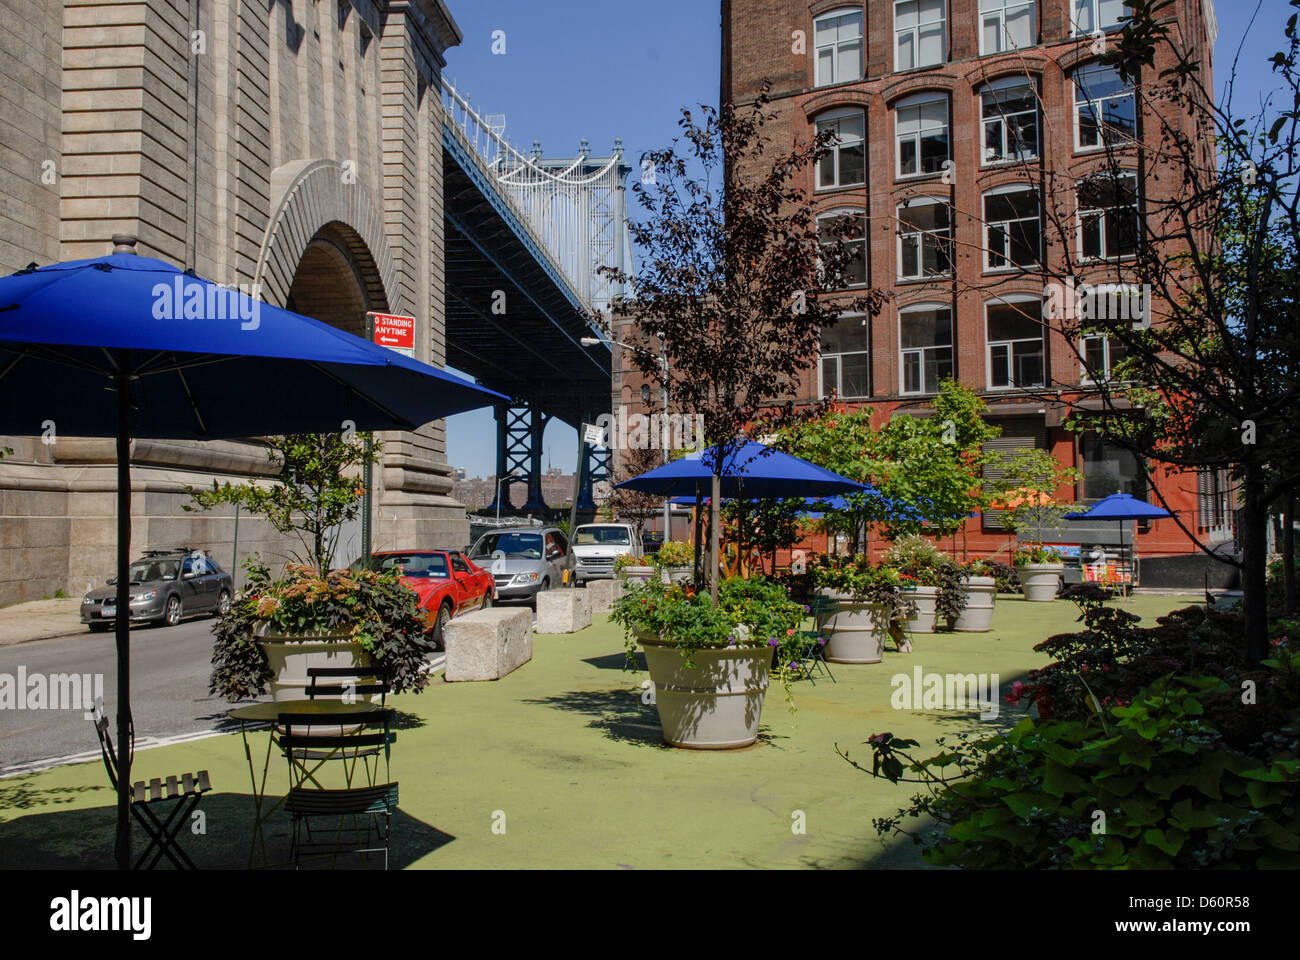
[653,540,694,568]
[1013,544,1065,566]
[965,557,995,578]
[209,556,433,700]
[810,554,916,622]
[611,575,804,668]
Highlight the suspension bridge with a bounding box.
[439,77,633,512]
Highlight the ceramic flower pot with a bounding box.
[953,576,996,631]
[636,630,770,749]
[256,626,370,702]
[1018,563,1064,602]
[617,565,657,584]
[903,584,939,633]
[816,589,891,664]
[660,566,693,586]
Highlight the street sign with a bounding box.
[582,422,605,447]
[366,311,416,357]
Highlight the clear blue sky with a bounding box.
[445,0,1290,479]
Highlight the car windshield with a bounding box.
[371,553,449,579]
[472,533,543,560]
[574,526,632,546]
[128,559,180,582]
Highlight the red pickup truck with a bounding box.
[367,549,495,646]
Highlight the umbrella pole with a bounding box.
[114,370,131,870]
[692,485,703,587]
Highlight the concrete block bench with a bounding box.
[585,578,624,614]
[443,608,533,681]
[535,588,593,634]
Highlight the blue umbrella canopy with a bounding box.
[1066,492,1172,521]
[0,253,505,437]
[615,439,867,499]
[0,252,506,869]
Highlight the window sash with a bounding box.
[816,114,866,188]
[821,350,870,399]
[901,345,953,394]
[980,0,1034,54]
[982,88,1039,163]
[898,202,953,278]
[815,12,863,86]
[987,337,1044,388]
[984,189,1040,268]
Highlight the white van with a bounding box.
[571,523,643,583]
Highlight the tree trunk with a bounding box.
[1285,494,1296,616]
[710,472,721,601]
[1240,467,1269,664]
[692,486,704,589]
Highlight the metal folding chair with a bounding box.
[278,708,398,870]
[791,595,837,684]
[90,697,211,870]
[301,667,393,787]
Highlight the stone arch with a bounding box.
[254,159,398,317]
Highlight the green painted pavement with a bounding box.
[0,593,1204,869]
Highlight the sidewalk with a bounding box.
[0,598,85,646]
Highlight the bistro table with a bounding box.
[229,698,382,867]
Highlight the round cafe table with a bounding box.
[229,698,381,867]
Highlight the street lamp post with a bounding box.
[581,336,672,544]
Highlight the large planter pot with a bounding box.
[637,631,770,749]
[953,576,996,631]
[660,566,693,586]
[817,589,892,664]
[617,565,657,585]
[903,585,939,634]
[1018,563,1064,602]
[256,626,370,702]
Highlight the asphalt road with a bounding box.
[0,614,228,772]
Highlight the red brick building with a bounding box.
[709,0,1231,581]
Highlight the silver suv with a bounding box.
[467,526,569,604]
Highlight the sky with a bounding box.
[444,0,1292,480]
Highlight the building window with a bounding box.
[986,297,1044,389]
[1079,331,1128,381]
[1072,0,1129,36]
[1074,62,1136,150]
[818,209,868,286]
[815,9,864,87]
[896,93,949,177]
[816,110,866,190]
[981,79,1039,164]
[899,304,953,394]
[1197,467,1237,536]
[980,0,1035,53]
[897,197,952,279]
[1078,171,1139,260]
[984,184,1041,269]
[895,0,946,71]
[1080,433,1142,500]
[820,316,870,399]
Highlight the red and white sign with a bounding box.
[367,312,416,357]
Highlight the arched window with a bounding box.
[1077,170,1139,260]
[817,207,868,286]
[895,92,949,178]
[898,303,953,394]
[814,8,864,87]
[1073,61,1136,150]
[985,295,1044,389]
[983,182,1041,270]
[980,0,1035,54]
[820,313,870,399]
[895,0,946,71]
[980,77,1039,164]
[897,196,952,279]
[816,109,867,190]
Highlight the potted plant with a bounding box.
[812,555,914,663]
[653,540,694,584]
[610,576,804,749]
[953,557,997,631]
[210,558,433,702]
[615,552,657,584]
[881,536,966,634]
[1015,544,1066,602]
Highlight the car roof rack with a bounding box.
[141,547,205,557]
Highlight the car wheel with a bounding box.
[88,621,111,633]
[433,602,453,647]
[481,591,493,610]
[162,595,181,627]
[214,589,231,617]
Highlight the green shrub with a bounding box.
[654,540,693,568]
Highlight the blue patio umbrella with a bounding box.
[1066,493,1172,581]
[0,252,506,868]
[615,439,868,499]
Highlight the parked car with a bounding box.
[572,522,643,584]
[366,549,494,646]
[80,548,232,631]
[466,526,569,605]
